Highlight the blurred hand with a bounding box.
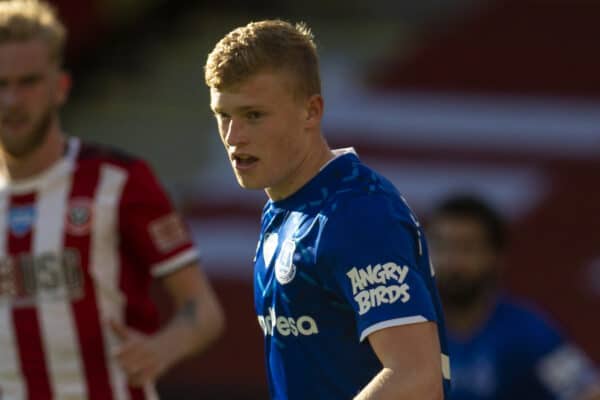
[109,319,169,387]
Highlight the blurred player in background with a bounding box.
[428,194,600,400]
[0,1,224,399]
[205,19,449,399]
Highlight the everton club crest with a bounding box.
[275,239,297,285]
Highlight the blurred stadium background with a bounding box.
[50,0,600,398]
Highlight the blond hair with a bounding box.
[0,0,66,63]
[205,19,321,99]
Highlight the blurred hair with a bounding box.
[205,19,321,100]
[432,194,507,251]
[0,0,66,64]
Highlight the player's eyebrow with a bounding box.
[19,73,43,83]
[212,104,265,114]
[0,72,44,86]
[236,105,263,111]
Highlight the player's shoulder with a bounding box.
[77,140,138,166]
[494,296,563,346]
[325,159,415,226]
[76,140,152,175]
[496,297,556,328]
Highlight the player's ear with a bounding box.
[304,94,323,129]
[56,70,72,106]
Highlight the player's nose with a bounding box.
[224,118,249,146]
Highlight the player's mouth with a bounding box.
[2,115,29,132]
[232,153,259,171]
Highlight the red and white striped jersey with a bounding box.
[0,137,199,400]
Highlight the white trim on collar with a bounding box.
[1,137,80,194]
[319,147,358,172]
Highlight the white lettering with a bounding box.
[394,264,409,284]
[383,262,398,281]
[354,283,412,315]
[347,262,410,295]
[347,268,363,295]
[297,316,319,335]
[257,308,319,337]
[355,290,371,315]
[257,315,266,335]
[346,262,413,315]
[288,317,298,336]
[277,316,290,336]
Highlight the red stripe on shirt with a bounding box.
[67,162,114,400]
[128,386,147,400]
[9,193,53,400]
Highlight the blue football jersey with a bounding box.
[448,297,599,400]
[253,150,451,399]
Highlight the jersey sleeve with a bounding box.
[320,194,438,342]
[119,160,199,278]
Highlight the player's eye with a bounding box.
[215,111,230,121]
[20,75,42,87]
[246,111,263,121]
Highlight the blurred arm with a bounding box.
[154,261,225,364]
[111,262,225,386]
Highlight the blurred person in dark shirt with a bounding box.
[428,194,600,400]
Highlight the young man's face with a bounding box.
[428,216,499,308]
[210,70,313,197]
[0,39,68,157]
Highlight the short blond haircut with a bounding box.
[0,0,66,63]
[205,19,321,99]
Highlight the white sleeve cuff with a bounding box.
[359,315,428,342]
[151,248,199,277]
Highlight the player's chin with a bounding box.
[234,175,266,190]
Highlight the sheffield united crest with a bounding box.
[66,198,93,236]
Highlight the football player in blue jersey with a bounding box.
[204,20,450,399]
[428,194,600,400]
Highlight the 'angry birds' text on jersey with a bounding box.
[254,149,450,399]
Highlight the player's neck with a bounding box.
[445,292,497,339]
[1,124,67,182]
[266,135,334,202]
